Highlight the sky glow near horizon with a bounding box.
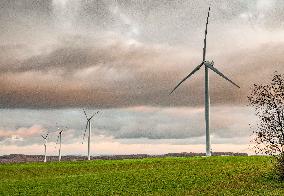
[1,0,284,155]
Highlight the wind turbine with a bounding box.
[82,109,99,160]
[55,128,65,162]
[170,7,240,156]
[41,133,48,162]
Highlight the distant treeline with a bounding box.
[0,152,248,164]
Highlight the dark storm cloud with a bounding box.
[0,36,160,73]
[0,0,284,109]
[0,35,284,108]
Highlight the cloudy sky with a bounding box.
[1,0,284,156]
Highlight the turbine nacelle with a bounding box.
[204,61,214,67]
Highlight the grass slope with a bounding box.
[0,156,283,195]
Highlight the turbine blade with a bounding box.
[90,111,100,120]
[83,109,88,119]
[202,6,210,61]
[89,114,95,120]
[82,121,89,144]
[206,64,240,88]
[170,62,203,95]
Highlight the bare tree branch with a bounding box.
[248,73,284,155]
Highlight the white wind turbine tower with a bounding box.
[82,109,99,161]
[41,133,49,162]
[170,7,240,156]
[55,127,66,162]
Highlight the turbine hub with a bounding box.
[204,60,214,66]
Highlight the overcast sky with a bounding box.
[1,0,284,155]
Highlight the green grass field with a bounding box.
[0,156,283,195]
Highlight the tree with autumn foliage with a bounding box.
[248,73,284,179]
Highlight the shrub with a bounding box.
[276,153,284,180]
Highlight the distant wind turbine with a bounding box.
[170,7,240,156]
[82,109,99,161]
[55,127,66,162]
[41,133,48,162]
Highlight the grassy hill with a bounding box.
[0,156,283,195]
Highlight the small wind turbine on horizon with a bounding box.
[170,7,240,156]
[82,109,99,161]
[55,127,66,162]
[41,133,48,162]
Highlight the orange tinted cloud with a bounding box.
[0,125,44,139]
